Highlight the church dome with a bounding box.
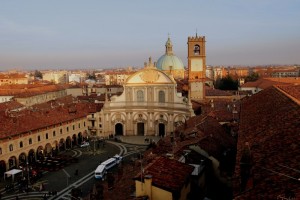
[156,54,184,71]
[156,36,184,71]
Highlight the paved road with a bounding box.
[0,141,148,200]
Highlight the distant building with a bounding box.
[68,73,85,84]
[104,70,134,85]
[271,68,299,77]
[0,97,98,173]
[239,77,300,94]
[0,73,28,86]
[43,71,68,84]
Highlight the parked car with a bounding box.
[80,142,90,148]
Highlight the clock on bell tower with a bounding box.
[187,34,206,100]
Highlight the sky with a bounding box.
[0,0,299,71]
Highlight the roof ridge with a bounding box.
[274,85,300,105]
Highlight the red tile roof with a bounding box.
[234,85,300,199]
[0,84,69,97]
[0,73,27,79]
[134,156,194,193]
[0,96,100,139]
[200,99,241,123]
[277,85,300,104]
[241,77,300,90]
[146,115,235,162]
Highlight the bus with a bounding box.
[113,154,123,164]
[95,164,106,180]
[101,158,118,170]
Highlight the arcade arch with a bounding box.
[36,146,44,160]
[28,149,35,164]
[45,143,52,157]
[59,138,65,151]
[19,153,27,166]
[115,123,124,135]
[66,136,72,149]
[8,156,17,169]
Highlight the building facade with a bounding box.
[0,100,97,174]
[100,58,194,137]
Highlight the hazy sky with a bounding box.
[0,0,299,70]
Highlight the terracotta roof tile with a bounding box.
[234,85,300,199]
[0,96,100,139]
[134,157,194,193]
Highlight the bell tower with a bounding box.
[187,34,206,100]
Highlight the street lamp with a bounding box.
[135,146,143,191]
[27,162,30,188]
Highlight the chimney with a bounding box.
[144,175,152,200]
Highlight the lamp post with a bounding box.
[135,146,143,191]
[27,162,30,188]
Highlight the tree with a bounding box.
[34,70,43,79]
[87,71,96,80]
[215,75,238,90]
[245,72,259,82]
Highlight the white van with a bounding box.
[101,158,117,170]
[95,164,106,180]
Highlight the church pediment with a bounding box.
[126,68,175,84]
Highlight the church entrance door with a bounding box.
[159,123,165,137]
[137,123,144,136]
[115,123,123,135]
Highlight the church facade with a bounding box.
[100,57,194,137]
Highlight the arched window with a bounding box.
[29,138,32,144]
[137,90,144,102]
[158,91,165,103]
[46,133,48,139]
[194,45,200,55]
[9,144,13,151]
[0,147,2,155]
[38,135,41,142]
[20,141,23,148]
[53,131,56,137]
